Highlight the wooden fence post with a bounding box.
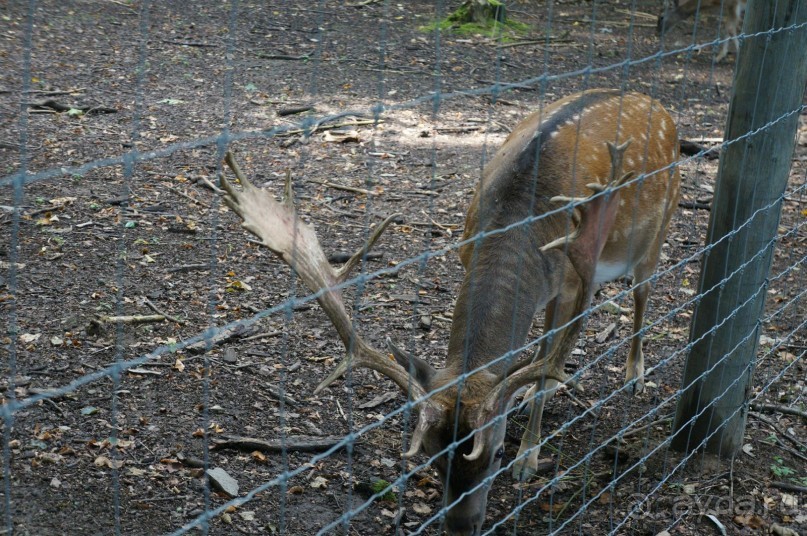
[671,0,807,456]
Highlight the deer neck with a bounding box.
[447,232,567,376]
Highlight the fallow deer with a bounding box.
[658,0,747,61]
[221,89,681,536]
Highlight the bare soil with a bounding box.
[0,1,805,535]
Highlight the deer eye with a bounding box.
[494,446,505,460]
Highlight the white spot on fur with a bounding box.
[626,157,635,167]
[619,199,626,207]
[550,130,560,138]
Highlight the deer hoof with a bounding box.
[512,447,542,481]
[625,376,645,396]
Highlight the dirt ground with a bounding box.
[0,1,805,535]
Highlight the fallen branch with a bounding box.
[186,323,257,354]
[211,434,351,453]
[750,403,807,421]
[28,99,117,115]
[98,314,165,325]
[255,53,310,61]
[679,139,719,159]
[770,481,807,493]
[277,105,314,116]
[562,18,656,28]
[328,251,383,264]
[162,40,217,47]
[614,8,658,20]
[276,119,382,138]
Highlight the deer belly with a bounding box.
[593,260,632,284]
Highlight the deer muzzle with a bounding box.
[443,485,490,536]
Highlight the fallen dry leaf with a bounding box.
[733,514,764,529]
[94,455,124,469]
[412,502,431,515]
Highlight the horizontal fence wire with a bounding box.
[1,1,805,535]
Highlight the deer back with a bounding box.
[461,89,680,292]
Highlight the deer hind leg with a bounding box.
[513,295,575,480]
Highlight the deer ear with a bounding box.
[386,338,436,389]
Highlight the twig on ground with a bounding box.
[162,40,217,47]
[143,297,186,325]
[308,179,372,196]
[97,314,165,325]
[264,384,298,406]
[255,53,310,61]
[195,175,225,194]
[240,330,281,342]
[167,263,209,273]
[749,411,807,452]
[211,435,352,453]
[620,416,673,439]
[164,185,211,208]
[679,200,712,210]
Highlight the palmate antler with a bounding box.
[468,140,635,451]
[220,153,431,405]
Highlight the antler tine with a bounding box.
[282,169,294,209]
[334,213,402,283]
[221,152,428,403]
[606,139,630,182]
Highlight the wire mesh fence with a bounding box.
[1,1,805,535]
